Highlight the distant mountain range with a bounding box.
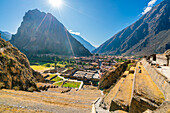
[10,9,91,57]
[0,31,12,41]
[93,0,170,56]
[71,33,95,52]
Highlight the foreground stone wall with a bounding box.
[141,59,170,101]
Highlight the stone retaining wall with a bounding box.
[98,60,131,90]
[141,59,170,101]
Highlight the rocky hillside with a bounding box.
[10,9,91,57]
[71,33,96,52]
[93,0,170,56]
[0,36,45,91]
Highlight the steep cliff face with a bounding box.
[0,37,45,91]
[93,0,170,55]
[10,9,91,57]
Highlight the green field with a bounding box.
[54,82,63,86]
[45,74,57,80]
[30,65,53,71]
[49,74,57,78]
[51,76,63,82]
[63,81,81,88]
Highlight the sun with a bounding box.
[49,0,63,8]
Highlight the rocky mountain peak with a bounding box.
[10,9,91,57]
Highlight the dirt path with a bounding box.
[0,88,101,113]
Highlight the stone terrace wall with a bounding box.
[98,60,131,90]
[141,59,170,101]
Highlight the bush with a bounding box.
[44,63,51,67]
[27,86,36,92]
[0,82,5,89]
[13,86,20,91]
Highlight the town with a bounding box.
[30,55,135,90]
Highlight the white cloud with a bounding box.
[142,7,152,15]
[69,30,80,35]
[148,0,157,6]
[142,0,157,15]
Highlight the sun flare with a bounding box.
[49,0,63,8]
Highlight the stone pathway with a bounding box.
[95,97,109,113]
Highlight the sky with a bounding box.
[0,0,163,47]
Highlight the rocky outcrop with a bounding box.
[10,9,91,57]
[93,0,170,55]
[0,36,45,91]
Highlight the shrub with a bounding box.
[27,86,36,92]
[0,82,5,89]
[44,63,51,67]
[13,86,20,91]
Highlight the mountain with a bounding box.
[10,9,91,57]
[71,33,96,52]
[0,35,45,91]
[93,0,170,56]
[0,31,12,41]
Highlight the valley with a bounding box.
[0,0,170,113]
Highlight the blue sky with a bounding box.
[0,0,163,47]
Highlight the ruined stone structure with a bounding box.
[141,59,170,101]
[149,50,170,66]
[98,60,131,90]
[99,58,169,113]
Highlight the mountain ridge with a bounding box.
[71,33,95,52]
[10,9,92,57]
[93,0,170,56]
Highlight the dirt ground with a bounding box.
[0,86,101,113]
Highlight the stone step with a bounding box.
[109,69,135,112]
[103,77,125,109]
